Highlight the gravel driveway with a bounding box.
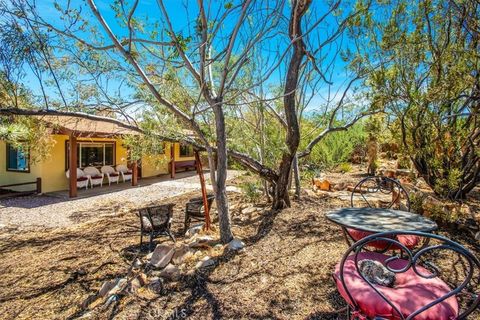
[0,170,242,230]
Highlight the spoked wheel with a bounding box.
[350,176,411,211]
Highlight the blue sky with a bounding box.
[17,0,358,114]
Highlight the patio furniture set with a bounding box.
[138,194,215,251]
[65,164,132,189]
[327,176,480,319]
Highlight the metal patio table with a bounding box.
[326,207,438,234]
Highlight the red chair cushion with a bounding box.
[77,177,88,182]
[347,228,421,250]
[109,173,119,177]
[126,171,132,174]
[333,252,458,320]
[91,175,103,179]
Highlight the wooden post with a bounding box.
[170,142,176,179]
[132,160,138,186]
[69,134,78,198]
[36,178,42,194]
[195,151,211,230]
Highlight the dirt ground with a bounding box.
[0,169,479,320]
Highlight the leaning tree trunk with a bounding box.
[212,102,234,243]
[272,0,311,209]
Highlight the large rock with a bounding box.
[172,244,194,265]
[149,244,175,268]
[195,256,215,269]
[159,264,181,280]
[227,238,245,251]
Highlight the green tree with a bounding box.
[351,0,480,199]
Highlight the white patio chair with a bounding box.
[65,168,89,190]
[101,165,120,185]
[83,166,104,187]
[116,164,133,183]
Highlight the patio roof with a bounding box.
[0,108,141,137]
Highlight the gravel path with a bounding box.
[0,170,242,230]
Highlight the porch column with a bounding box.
[132,160,138,186]
[195,151,211,230]
[170,142,175,179]
[69,133,78,198]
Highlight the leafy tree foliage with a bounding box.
[351,0,480,199]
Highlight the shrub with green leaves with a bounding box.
[239,180,262,203]
[301,121,367,171]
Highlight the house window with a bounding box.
[66,141,115,169]
[6,143,30,172]
[179,144,194,157]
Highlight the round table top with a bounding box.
[326,207,438,233]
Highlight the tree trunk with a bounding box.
[206,146,217,194]
[293,154,301,199]
[272,0,310,210]
[273,156,293,209]
[212,102,234,243]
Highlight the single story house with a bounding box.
[0,111,198,197]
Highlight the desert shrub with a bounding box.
[239,180,262,203]
[337,162,352,173]
[302,122,367,170]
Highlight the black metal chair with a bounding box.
[344,176,417,251]
[184,195,215,233]
[350,176,411,211]
[334,231,480,320]
[139,203,175,251]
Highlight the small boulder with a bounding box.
[185,223,204,238]
[149,277,163,294]
[149,244,175,268]
[130,278,142,292]
[242,206,257,214]
[99,278,127,297]
[227,238,245,251]
[313,178,331,191]
[99,280,117,297]
[195,256,215,269]
[132,258,143,269]
[172,245,194,265]
[159,264,181,280]
[188,235,216,248]
[332,182,347,191]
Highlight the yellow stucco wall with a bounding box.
[0,138,197,193]
[0,140,43,192]
[0,135,129,193]
[140,142,196,178]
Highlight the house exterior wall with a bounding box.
[0,137,196,193]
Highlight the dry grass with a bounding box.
[0,178,479,319]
